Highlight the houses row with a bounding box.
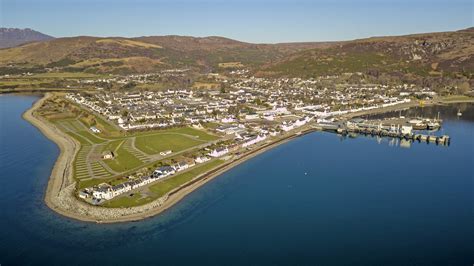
[83,159,202,202]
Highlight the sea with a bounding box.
[0,94,473,266]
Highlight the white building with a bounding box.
[242,134,267,148]
[195,156,211,164]
[209,147,229,157]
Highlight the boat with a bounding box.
[457,109,462,116]
[409,119,427,130]
[427,121,440,130]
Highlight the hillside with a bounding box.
[0,28,53,49]
[0,28,472,78]
[0,34,327,74]
[261,28,474,79]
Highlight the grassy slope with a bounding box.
[262,30,474,78]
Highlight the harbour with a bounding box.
[317,114,451,146]
[0,95,473,265]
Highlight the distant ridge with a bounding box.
[0,27,471,79]
[0,28,54,49]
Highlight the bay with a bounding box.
[0,95,472,265]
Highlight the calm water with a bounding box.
[0,95,473,266]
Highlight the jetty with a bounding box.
[317,119,450,146]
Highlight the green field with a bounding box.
[103,145,144,172]
[41,98,224,207]
[75,130,107,144]
[149,159,224,197]
[135,133,205,155]
[102,192,154,208]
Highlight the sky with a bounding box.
[0,0,472,43]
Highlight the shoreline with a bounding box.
[23,93,474,223]
[22,93,313,223]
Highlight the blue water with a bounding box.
[0,95,473,266]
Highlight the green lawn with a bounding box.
[78,178,107,189]
[135,133,204,155]
[75,130,107,144]
[102,192,155,208]
[166,127,219,141]
[149,159,224,197]
[101,139,124,153]
[66,132,91,145]
[94,115,120,134]
[103,146,143,172]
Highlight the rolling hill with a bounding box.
[0,28,472,79]
[0,34,328,74]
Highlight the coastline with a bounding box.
[23,93,474,223]
[22,93,310,223]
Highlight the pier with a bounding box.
[317,120,450,146]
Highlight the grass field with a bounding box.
[39,97,224,207]
[135,133,206,155]
[102,192,155,208]
[103,145,144,172]
[149,159,224,197]
[167,127,219,141]
[75,130,107,144]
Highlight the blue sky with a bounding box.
[0,0,472,43]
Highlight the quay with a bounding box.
[317,120,451,146]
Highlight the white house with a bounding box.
[173,161,191,172]
[195,156,211,164]
[153,166,175,178]
[281,122,294,132]
[242,134,267,148]
[92,186,114,200]
[221,117,236,123]
[209,147,229,157]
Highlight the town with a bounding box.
[58,71,451,205]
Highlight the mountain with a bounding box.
[0,28,471,79]
[0,28,54,49]
[260,28,474,79]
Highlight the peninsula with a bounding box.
[0,27,470,223]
